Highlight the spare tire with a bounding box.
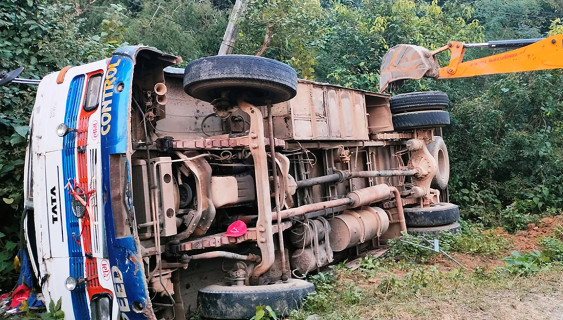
[184,55,298,106]
[404,202,459,228]
[389,91,449,114]
[198,279,314,319]
[392,110,450,131]
[427,136,450,190]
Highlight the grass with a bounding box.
[289,220,563,320]
[290,261,563,320]
[386,220,512,264]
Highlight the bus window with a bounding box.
[83,73,102,112]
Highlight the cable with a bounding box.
[201,113,219,137]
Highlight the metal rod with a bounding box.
[190,251,261,262]
[350,169,418,178]
[12,78,40,85]
[296,173,342,188]
[464,38,543,48]
[267,102,289,280]
[273,197,354,220]
[134,98,163,283]
[402,239,467,269]
[296,169,418,189]
[274,184,398,221]
[390,187,407,232]
[237,100,275,282]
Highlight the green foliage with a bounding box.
[340,283,364,305]
[549,18,563,35]
[447,70,563,231]
[318,2,384,87]
[251,305,277,320]
[124,0,228,62]
[387,233,439,263]
[302,272,338,312]
[0,231,18,282]
[237,0,483,88]
[388,221,510,263]
[0,0,124,291]
[372,265,465,301]
[358,255,380,271]
[554,226,563,239]
[321,0,483,90]
[538,226,563,262]
[472,0,558,39]
[440,221,511,257]
[236,0,324,78]
[40,298,65,320]
[501,250,551,276]
[539,237,563,262]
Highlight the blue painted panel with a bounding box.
[100,56,132,155]
[100,54,151,320]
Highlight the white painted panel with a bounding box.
[32,154,51,260]
[44,151,68,258]
[41,258,73,317]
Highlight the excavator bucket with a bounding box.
[379,44,440,92]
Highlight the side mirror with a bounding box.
[0,67,24,87]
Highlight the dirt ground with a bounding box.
[433,215,563,320]
[328,215,563,320]
[364,269,563,320]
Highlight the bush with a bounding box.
[539,226,563,263]
[446,71,563,232]
[387,221,510,263]
[501,250,551,276]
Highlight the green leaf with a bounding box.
[3,197,14,204]
[6,242,18,251]
[265,306,277,319]
[254,306,265,320]
[55,297,62,311]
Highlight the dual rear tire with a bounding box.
[404,202,461,235]
[390,91,450,131]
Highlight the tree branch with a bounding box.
[255,24,274,57]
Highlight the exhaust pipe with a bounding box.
[154,82,168,106]
[156,94,168,105]
[154,82,167,96]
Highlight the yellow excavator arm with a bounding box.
[379,34,563,92]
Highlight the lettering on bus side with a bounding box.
[101,59,122,136]
[50,186,58,224]
[111,266,131,312]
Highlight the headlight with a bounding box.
[91,294,112,320]
[56,123,77,137]
[56,123,70,137]
[65,276,85,291]
[65,276,78,291]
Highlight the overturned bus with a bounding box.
[19,46,458,319]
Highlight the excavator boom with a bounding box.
[380,34,563,92]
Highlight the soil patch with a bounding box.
[499,215,563,252]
